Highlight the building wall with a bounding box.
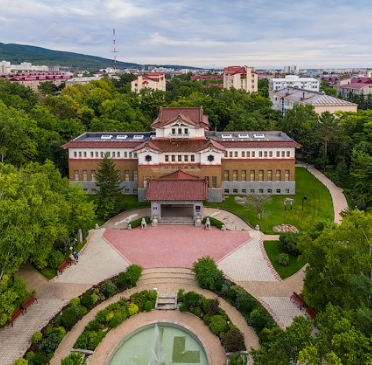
[314,104,357,114]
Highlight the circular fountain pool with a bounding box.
[108,323,209,365]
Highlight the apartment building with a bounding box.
[223,66,258,93]
[131,72,166,93]
[269,75,320,92]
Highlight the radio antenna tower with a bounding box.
[112,27,119,71]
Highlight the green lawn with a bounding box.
[206,167,334,234]
[264,240,307,279]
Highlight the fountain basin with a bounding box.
[108,323,209,365]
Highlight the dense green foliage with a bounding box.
[61,352,86,365]
[192,256,224,290]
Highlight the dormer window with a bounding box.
[145,155,152,162]
[172,128,176,134]
[184,128,188,135]
[207,155,214,162]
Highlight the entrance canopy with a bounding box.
[146,171,208,202]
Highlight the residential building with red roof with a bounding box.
[63,107,299,221]
[223,66,258,93]
[131,72,166,93]
[339,77,372,97]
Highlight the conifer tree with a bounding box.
[95,154,121,219]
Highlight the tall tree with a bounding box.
[95,154,121,220]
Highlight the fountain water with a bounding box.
[150,324,166,365]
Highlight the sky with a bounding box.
[1,0,372,69]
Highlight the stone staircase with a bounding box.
[155,292,178,310]
[158,217,194,225]
[137,268,196,290]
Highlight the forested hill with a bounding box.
[0,43,199,72]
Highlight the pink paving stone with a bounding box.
[103,226,251,269]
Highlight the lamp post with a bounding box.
[302,196,308,210]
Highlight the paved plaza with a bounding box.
[0,166,348,365]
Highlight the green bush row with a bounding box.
[129,216,151,229]
[19,265,143,365]
[177,290,245,353]
[75,290,157,351]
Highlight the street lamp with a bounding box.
[302,196,308,210]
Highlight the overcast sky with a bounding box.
[1,0,372,69]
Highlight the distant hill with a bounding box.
[0,43,200,72]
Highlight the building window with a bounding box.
[117,151,120,157]
[234,151,238,157]
[112,151,116,157]
[247,151,251,158]
[178,155,182,162]
[74,170,79,181]
[133,171,138,181]
[184,128,188,135]
[73,151,77,157]
[259,151,263,157]
[264,151,268,157]
[229,151,233,157]
[178,128,182,134]
[100,151,104,158]
[259,189,264,193]
[267,189,272,193]
[286,151,290,157]
[184,155,188,162]
[241,170,246,181]
[224,170,229,181]
[207,155,214,162]
[129,152,132,158]
[242,189,246,193]
[285,189,290,194]
[276,188,281,194]
[250,189,255,193]
[233,170,238,181]
[133,153,137,158]
[212,176,217,188]
[269,151,273,157]
[282,151,285,157]
[95,151,99,157]
[145,155,152,162]
[250,170,255,181]
[91,170,96,181]
[242,151,245,157]
[165,155,169,162]
[258,170,263,181]
[79,151,82,157]
[106,151,110,157]
[224,189,229,193]
[233,188,238,193]
[252,151,255,157]
[125,170,130,181]
[172,128,176,134]
[90,151,94,157]
[172,155,175,162]
[276,170,281,181]
[124,151,128,158]
[285,170,290,181]
[224,151,228,157]
[267,170,272,181]
[276,151,280,157]
[191,155,195,162]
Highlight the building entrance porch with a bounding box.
[150,201,204,223]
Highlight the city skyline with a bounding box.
[1,0,372,69]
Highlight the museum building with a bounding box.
[63,107,300,220]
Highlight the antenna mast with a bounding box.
[112,27,119,71]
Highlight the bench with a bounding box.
[290,292,305,310]
[57,260,70,275]
[8,307,23,326]
[21,295,38,313]
[306,307,317,320]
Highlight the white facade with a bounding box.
[269,75,319,92]
[131,73,166,93]
[0,61,11,74]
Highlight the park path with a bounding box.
[296,164,348,224]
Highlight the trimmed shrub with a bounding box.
[11,359,28,365]
[192,256,224,291]
[279,232,300,256]
[56,307,79,330]
[208,298,220,316]
[235,287,259,313]
[178,303,188,312]
[202,216,224,229]
[80,295,94,310]
[222,328,246,352]
[25,351,47,365]
[74,329,106,351]
[228,352,247,365]
[124,264,143,288]
[108,312,123,329]
[39,329,63,355]
[193,307,202,317]
[31,331,43,344]
[61,352,86,365]
[130,216,151,229]
[85,319,100,332]
[128,303,139,316]
[100,280,117,298]
[177,289,185,302]
[144,301,154,312]
[276,253,290,266]
[209,315,228,335]
[183,291,202,310]
[47,250,65,269]
[248,307,276,334]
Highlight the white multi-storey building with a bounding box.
[269,75,319,92]
[131,72,166,93]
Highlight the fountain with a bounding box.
[108,323,208,365]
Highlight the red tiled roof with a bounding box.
[146,173,208,201]
[151,107,209,129]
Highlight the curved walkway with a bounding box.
[296,163,348,224]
